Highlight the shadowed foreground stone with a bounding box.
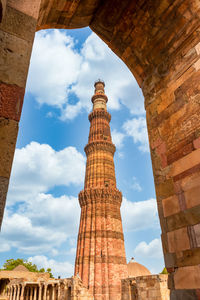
[0,176,9,228]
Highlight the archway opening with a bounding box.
[0,27,163,277]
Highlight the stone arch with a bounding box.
[0,1,200,299]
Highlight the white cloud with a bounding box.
[123,117,149,152]
[130,177,142,192]
[27,30,145,120]
[1,193,80,254]
[111,129,125,149]
[28,255,74,278]
[26,30,82,108]
[121,198,159,232]
[0,236,11,252]
[69,33,144,116]
[134,238,163,259]
[7,141,85,205]
[0,141,83,254]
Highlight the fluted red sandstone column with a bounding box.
[75,81,128,300]
[0,0,41,228]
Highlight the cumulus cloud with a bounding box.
[121,198,159,232]
[26,30,81,108]
[0,236,11,252]
[1,193,80,254]
[111,129,125,149]
[0,141,83,254]
[28,255,74,278]
[7,141,85,205]
[123,117,149,152]
[134,238,163,258]
[27,30,144,120]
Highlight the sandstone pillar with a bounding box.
[38,285,42,300]
[9,286,12,300]
[52,285,55,300]
[57,284,60,300]
[43,285,47,300]
[25,287,29,300]
[30,287,34,300]
[16,285,20,300]
[13,286,17,300]
[33,287,37,300]
[20,285,25,300]
[0,0,41,229]
[11,286,15,300]
[11,286,13,300]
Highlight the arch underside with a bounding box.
[0,0,200,299]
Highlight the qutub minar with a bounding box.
[74,81,128,299]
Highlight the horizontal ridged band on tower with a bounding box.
[88,109,111,122]
[91,94,108,103]
[78,188,122,206]
[84,141,116,155]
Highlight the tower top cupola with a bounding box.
[91,79,108,111]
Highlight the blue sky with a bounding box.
[0,27,164,277]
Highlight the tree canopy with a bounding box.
[2,258,54,278]
[160,267,168,274]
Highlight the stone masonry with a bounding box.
[121,275,169,300]
[74,81,128,300]
[0,267,93,300]
[0,1,200,298]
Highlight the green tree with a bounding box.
[46,268,53,278]
[39,268,45,273]
[3,259,54,278]
[160,267,168,274]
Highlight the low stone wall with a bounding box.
[121,274,169,300]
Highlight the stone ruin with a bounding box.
[0,266,93,300]
[0,262,169,300]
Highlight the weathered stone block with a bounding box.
[193,137,200,149]
[170,289,198,300]
[156,179,174,200]
[0,5,37,42]
[174,265,200,289]
[0,82,24,121]
[0,30,33,87]
[167,227,190,253]
[157,90,175,115]
[0,176,9,228]
[176,248,200,267]
[193,223,200,247]
[163,195,180,217]
[8,0,41,19]
[164,252,176,269]
[185,185,200,209]
[0,117,18,178]
[167,206,200,232]
[170,148,200,177]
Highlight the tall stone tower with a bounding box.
[75,81,128,300]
